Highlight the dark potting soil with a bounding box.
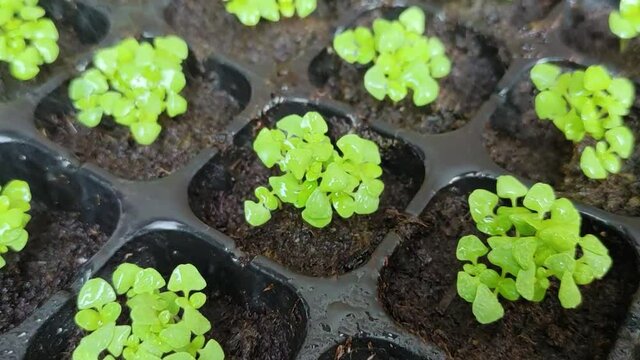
[310,7,510,135]
[35,65,241,181]
[59,243,303,360]
[484,71,640,216]
[0,201,109,334]
[165,0,331,73]
[378,181,640,360]
[189,110,424,277]
[322,338,407,360]
[561,1,640,78]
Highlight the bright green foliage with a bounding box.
[73,263,224,360]
[609,0,640,39]
[0,180,31,269]
[224,0,317,26]
[456,175,612,324]
[0,0,60,80]
[531,63,636,179]
[332,6,451,106]
[244,111,384,228]
[68,36,189,146]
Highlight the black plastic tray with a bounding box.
[0,0,638,359]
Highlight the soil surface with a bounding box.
[562,1,640,78]
[0,202,109,334]
[484,68,640,216]
[189,109,424,277]
[379,180,640,360]
[165,0,331,79]
[321,338,413,360]
[36,64,241,181]
[310,8,510,135]
[58,240,304,360]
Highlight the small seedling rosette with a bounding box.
[244,111,384,228]
[456,175,612,324]
[0,0,60,80]
[609,0,640,40]
[0,180,31,269]
[531,63,636,180]
[224,0,317,26]
[69,36,190,146]
[332,6,452,106]
[73,263,224,360]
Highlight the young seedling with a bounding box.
[73,263,224,360]
[224,0,317,26]
[531,63,636,179]
[609,0,640,41]
[68,36,190,146]
[456,175,612,324]
[0,0,60,80]
[332,6,451,106]
[0,180,31,269]
[244,111,384,228]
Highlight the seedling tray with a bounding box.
[0,0,639,359]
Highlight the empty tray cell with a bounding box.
[309,6,510,135]
[0,139,119,334]
[189,100,425,277]
[379,176,640,360]
[0,0,110,102]
[318,337,424,360]
[24,228,308,359]
[35,49,249,181]
[484,60,640,216]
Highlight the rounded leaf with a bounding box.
[77,278,116,310]
[559,272,582,308]
[456,235,488,263]
[168,263,207,294]
[496,175,528,201]
[530,63,561,91]
[472,283,504,324]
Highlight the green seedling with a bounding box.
[244,111,384,228]
[68,36,189,146]
[224,0,317,26]
[0,180,31,269]
[332,6,451,106]
[531,63,636,179]
[456,175,612,324]
[0,0,60,80]
[73,263,224,360]
[609,0,640,41]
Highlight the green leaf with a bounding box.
[580,250,612,279]
[301,189,332,228]
[131,122,162,146]
[154,35,189,61]
[472,284,504,324]
[605,126,635,159]
[584,65,612,92]
[535,91,568,120]
[609,11,638,39]
[456,271,479,303]
[523,183,555,214]
[32,39,59,64]
[253,129,284,168]
[456,235,488,263]
[364,65,387,101]
[513,237,537,269]
[399,6,425,34]
[573,262,595,285]
[166,92,188,117]
[479,268,500,288]
[296,0,317,18]
[331,192,355,218]
[580,146,607,179]
[300,111,328,134]
[198,340,225,360]
[168,263,207,295]
[107,325,131,357]
[353,185,380,215]
[183,306,211,335]
[543,252,576,278]
[496,175,528,201]
[112,263,142,295]
[516,266,536,300]
[497,278,520,301]
[133,268,166,294]
[164,353,196,360]
[337,134,381,164]
[530,63,561,91]
[550,198,580,228]
[559,272,582,308]
[78,278,116,310]
[579,234,608,256]
[75,309,101,331]
[160,323,191,349]
[538,225,579,253]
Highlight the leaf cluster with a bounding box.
[0,180,31,269]
[224,0,316,26]
[531,63,636,179]
[73,263,224,360]
[69,36,189,146]
[332,6,451,106]
[456,175,613,324]
[609,0,640,39]
[244,112,384,228]
[0,0,60,80]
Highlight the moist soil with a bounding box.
[35,64,241,181]
[189,110,423,277]
[562,1,640,78]
[0,202,109,334]
[484,71,640,216]
[321,338,410,360]
[310,8,510,135]
[379,180,640,360]
[165,0,331,79]
[59,242,304,360]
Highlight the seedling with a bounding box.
[224,0,317,26]
[0,180,31,269]
[456,175,612,324]
[332,6,451,106]
[531,63,636,179]
[68,36,189,146]
[244,111,384,228]
[609,0,640,41]
[73,263,224,360]
[0,0,60,80]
